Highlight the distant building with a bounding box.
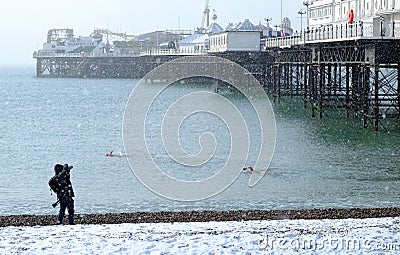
[281,17,293,36]
[209,19,261,53]
[178,22,223,54]
[40,29,105,55]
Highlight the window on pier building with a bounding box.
[310,6,333,18]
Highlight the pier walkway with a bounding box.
[264,21,400,48]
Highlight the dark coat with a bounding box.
[56,169,75,200]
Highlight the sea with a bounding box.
[0,66,399,216]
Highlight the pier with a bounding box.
[33,24,400,130]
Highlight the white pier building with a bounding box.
[307,0,400,35]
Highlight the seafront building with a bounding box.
[179,17,292,54]
[307,0,400,36]
[308,0,399,25]
[209,19,262,53]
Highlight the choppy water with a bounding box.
[0,66,399,215]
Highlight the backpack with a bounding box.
[49,164,64,193]
[48,175,61,193]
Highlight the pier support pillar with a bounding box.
[273,64,281,103]
[289,64,293,98]
[333,64,338,96]
[319,63,325,119]
[351,64,360,113]
[362,64,371,128]
[295,64,300,96]
[398,63,400,118]
[304,64,308,109]
[345,65,350,118]
[214,79,219,93]
[374,66,380,131]
[310,65,316,118]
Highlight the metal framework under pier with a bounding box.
[35,55,184,79]
[35,51,272,81]
[268,39,400,131]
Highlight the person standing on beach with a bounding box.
[49,163,75,225]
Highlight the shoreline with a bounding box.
[1,207,400,227]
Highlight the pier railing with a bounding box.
[32,51,142,58]
[33,48,208,58]
[140,48,208,56]
[264,21,400,49]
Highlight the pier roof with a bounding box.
[207,23,223,34]
[179,33,208,45]
[234,19,259,31]
[224,19,259,32]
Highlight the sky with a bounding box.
[0,0,304,66]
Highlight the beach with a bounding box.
[1,214,399,254]
[1,209,400,254]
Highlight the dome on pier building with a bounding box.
[206,22,224,34]
[236,19,259,31]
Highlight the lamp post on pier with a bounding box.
[274,24,279,37]
[265,17,272,36]
[280,0,283,33]
[303,0,314,29]
[298,9,306,32]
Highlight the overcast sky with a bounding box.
[0,0,304,66]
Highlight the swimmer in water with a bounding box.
[242,166,267,174]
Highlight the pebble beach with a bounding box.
[1,207,400,227]
[1,208,399,254]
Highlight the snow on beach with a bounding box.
[1,217,399,254]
